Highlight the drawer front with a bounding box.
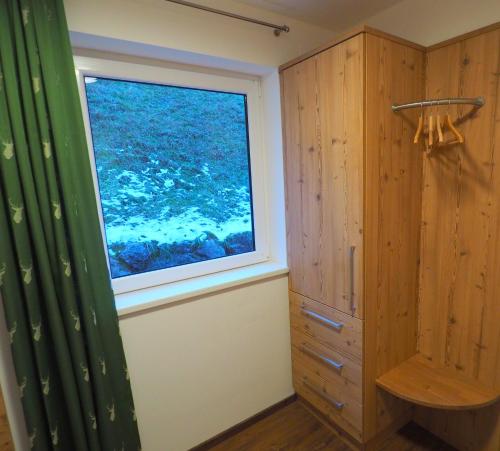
[293,360,363,440]
[291,329,362,404]
[290,291,363,362]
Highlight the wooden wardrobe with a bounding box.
[280,24,500,450]
[280,26,425,446]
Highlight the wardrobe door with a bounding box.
[282,57,324,303]
[316,36,364,318]
[282,34,364,318]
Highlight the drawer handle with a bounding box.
[300,344,344,372]
[302,378,345,410]
[301,307,344,331]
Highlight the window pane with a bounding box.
[84,76,255,279]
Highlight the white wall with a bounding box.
[365,0,500,46]
[64,0,335,68]
[121,276,292,451]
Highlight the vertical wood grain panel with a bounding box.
[364,34,425,440]
[316,35,365,318]
[282,58,323,302]
[416,27,500,451]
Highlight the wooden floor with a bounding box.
[0,391,13,451]
[208,401,455,450]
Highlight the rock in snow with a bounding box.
[117,242,154,272]
[224,232,254,256]
[110,231,255,278]
[194,238,226,259]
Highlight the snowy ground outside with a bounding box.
[105,204,252,246]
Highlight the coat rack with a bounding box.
[391,96,485,112]
[392,97,485,149]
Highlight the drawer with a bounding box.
[290,291,363,362]
[293,359,363,441]
[291,329,362,404]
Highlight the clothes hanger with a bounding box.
[436,104,444,144]
[428,104,434,148]
[445,99,464,144]
[413,103,424,144]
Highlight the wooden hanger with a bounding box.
[413,105,424,144]
[444,99,464,144]
[445,113,464,143]
[436,109,444,143]
[428,112,434,148]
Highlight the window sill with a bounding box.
[115,261,289,318]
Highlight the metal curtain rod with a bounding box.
[165,0,290,36]
[392,96,485,112]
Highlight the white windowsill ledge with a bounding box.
[115,261,289,318]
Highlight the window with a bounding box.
[76,58,269,294]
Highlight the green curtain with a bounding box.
[0,0,141,450]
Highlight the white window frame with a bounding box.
[75,56,270,295]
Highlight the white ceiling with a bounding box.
[236,0,404,31]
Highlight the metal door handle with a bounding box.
[349,245,356,314]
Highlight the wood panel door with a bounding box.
[281,35,364,318]
[316,35,364,319]
[282,56,324,306]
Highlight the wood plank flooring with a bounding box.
[207,401,455,450]
[0,390,12,451]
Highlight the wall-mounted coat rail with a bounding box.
[392,96,485,112]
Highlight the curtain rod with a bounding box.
[392,96,485,112]
[164,0,290,36]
